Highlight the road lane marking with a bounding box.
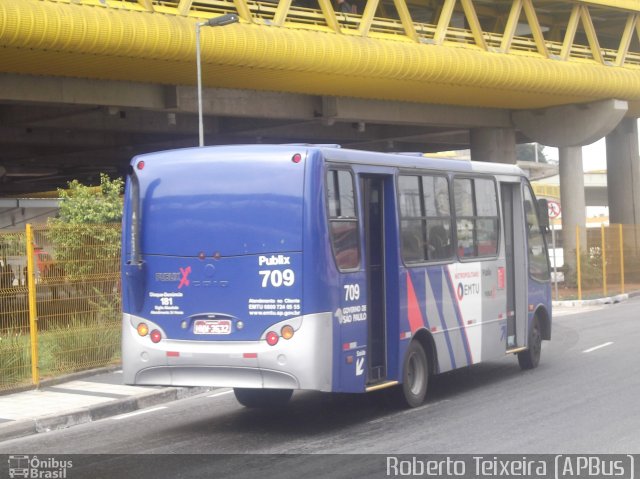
[111,406,167,420]
[207,389,234,398]
[583,342,614,353]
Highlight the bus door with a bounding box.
[500,182,518,349]
[361,175,388,383]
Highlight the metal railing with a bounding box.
[561,224,640,301]
[0,223,121,392]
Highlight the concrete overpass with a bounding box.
[2,0,640,257]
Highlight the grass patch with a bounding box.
[40,317,121,376]
[0,332,32,391]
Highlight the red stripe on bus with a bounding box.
[406,272,425,333]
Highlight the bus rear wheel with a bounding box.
[518,316,542,370]
[233,388,293,408]
[393,340,428,408]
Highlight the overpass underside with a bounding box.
[2,0,640,194]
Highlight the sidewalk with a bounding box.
[552,289,640,308]
[0,369,211,443]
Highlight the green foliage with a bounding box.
[55,174,124,224]
[44,316,120,374]
[46,174,123,284]
[516,143,548,164]
[0,233,26,258]
[564,248,604,288]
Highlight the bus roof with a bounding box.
[133,144,525,178]
[317,146,524,177]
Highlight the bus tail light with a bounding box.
[137,323,149,336]
[266,331,279,346]
[281,325,294,340]
[150,329,162,343]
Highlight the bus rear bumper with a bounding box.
[122,312,333,392]
[133,365,299,390]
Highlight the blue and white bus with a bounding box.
[122,145,551,408]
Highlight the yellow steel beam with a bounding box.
[580,5,604,64]
[616,13,638,66]
[433,0,456,45]
[393,0,419,42]
[177,0,194,16]
[561,4,581,60]
[460,0,486,50]
[317,0,342,33]
[233,0,254,23]
[137,0,155,12]
[359,0,381,36]
[522,0,549,57]
[273,0,293,26]
[500,0,522,52]
[578,0,640,13]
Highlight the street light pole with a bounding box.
[196,14,239,147]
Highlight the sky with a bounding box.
[544,139,607,173]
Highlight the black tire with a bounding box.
[518,316,542,370]
[393,340,429,408]
[233,388,293,408]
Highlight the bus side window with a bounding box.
[326,169,360,270]
[454,177,499,259]
[398,174,452,263]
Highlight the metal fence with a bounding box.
[0,223,121,392]
[561,224,640,301]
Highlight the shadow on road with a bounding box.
[165,358,526,444]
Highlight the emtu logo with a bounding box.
[178,266,191,289]
[457,282,480,300]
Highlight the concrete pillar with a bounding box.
[470,128,516,164]
[605,118,640,225]
[559,146,587,269]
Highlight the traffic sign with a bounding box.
[547,200,561,218]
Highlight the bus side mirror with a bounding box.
[537,198,550,230]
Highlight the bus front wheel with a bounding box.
[518,316,542,370]
[233,388,293,408]
[394,340,429,408]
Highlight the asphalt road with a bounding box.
[1,299,638,477]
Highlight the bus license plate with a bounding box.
[193,319,232,335]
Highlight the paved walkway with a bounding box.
[0,370,210,442]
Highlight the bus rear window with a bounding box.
[326,169,360,270]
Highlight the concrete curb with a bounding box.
[0,385,211,443]
[553,293,629,308]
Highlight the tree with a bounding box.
[46,174,123,293]
[55,174,123,224]
[516,143,548,163]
